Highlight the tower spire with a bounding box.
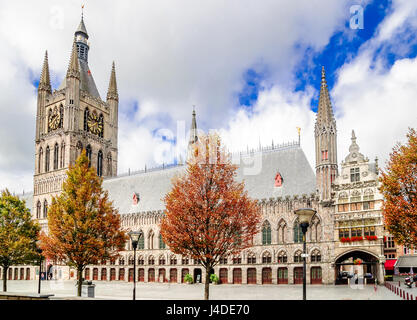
[314,66,338,204]
[107,61,118,101]
[66,40,80,78]
[189,107,198,146]
[316,66,335,124]
[39,51,51,93]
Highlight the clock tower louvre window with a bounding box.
[97,150,103,177]
[84,108,89,131]
[53,143,59,170]
[86,145,92,167]
[45,146,50,172]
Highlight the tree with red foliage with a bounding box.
[160,133,261,300]
[380,128,417,248]
[40,151,127,296]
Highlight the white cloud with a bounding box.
[0,0,353,192]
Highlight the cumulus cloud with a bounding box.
[0,0,353,192]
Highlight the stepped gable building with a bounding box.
[6,15,391,285]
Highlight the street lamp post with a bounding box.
[129,231,143,301]
[36,240,43,294]
[294,208,316,301]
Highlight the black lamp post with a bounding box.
[36,240,43,294]
[294,208,316,300]
[129,230,143,300]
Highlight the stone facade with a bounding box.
[9,14,393,286]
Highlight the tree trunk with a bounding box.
[77,267,83,297]
[2,266,7,292]
[204,268,210,300]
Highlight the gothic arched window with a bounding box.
[84,108,89,131]
[294,250,302,263]
[311,249,321,263]
[59,104,64,128]
[60,142,65,168]
[262,251,272,263]
[36,201,41,219]
[53,143,59,170]
[45,146,50,172]
[86,145,92,167]
[43,200,48,219]
[76,141,83,159]
[107,153,112,176]
[159,234,166,249]
[247,252,256,264]
[148,230,154,250]
[138,231,144,249]
[262,221,271,245]
[293,219,303,243]
[38,148,43,174]
[99,114,104,138]
[48,109,52,132]
[97,150,103,177]
[278,219,287,244]
[277,251,287,263]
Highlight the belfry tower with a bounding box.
[314,67,338,204]
[33,15,118,229]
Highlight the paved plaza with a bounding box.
[2,280,402,300]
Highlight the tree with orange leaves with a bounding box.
[161,133,261,300]
[40,151,127,296]
[380,128,417,248]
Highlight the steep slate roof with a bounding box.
[59,58,101,99]
[103,145,316,214]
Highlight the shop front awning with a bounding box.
[395,255,417,268]
[384,259,397,271]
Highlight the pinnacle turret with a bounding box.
[189,107,198,146]
[107,62,118,101]
[66,40,80,79]
[39,51,51,93]
[316,66,335,125]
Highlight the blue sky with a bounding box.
[0,0,417,193]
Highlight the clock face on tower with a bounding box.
[48,108,61,131]
[87,112,103,136]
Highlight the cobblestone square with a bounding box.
[3,280,402,300]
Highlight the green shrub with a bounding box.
[210,274,219,283]
[184,273,193,283]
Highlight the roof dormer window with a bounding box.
[350,167,360,182]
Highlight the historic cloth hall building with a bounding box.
[3,16,387,286]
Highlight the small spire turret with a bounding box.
[66,40,80,79]
[107,61,118,101]
[39,51,52,93]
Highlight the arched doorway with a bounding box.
[169,268,177,283]
[93,268,98,280]
[233,268,242,284]
[138,268,145,282]
[335,250,380,285]
[278,267,288,284]
[20,268,24,280]
[26,268,30,280]
[128,268,134,282]
[119,269,125,281]
[262,268,272,284]
[311,267,322,284]
[293,267,303,284]
[101,268,107,281]
[8,268,12,280]
[219,268,228,284]
[159,268,166,282]
[194,268,202,283]
[85,268,90,280]
[181,268,189,283]
[148,268,155,282]
[110,268,116,281]
[247,268,256,284]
